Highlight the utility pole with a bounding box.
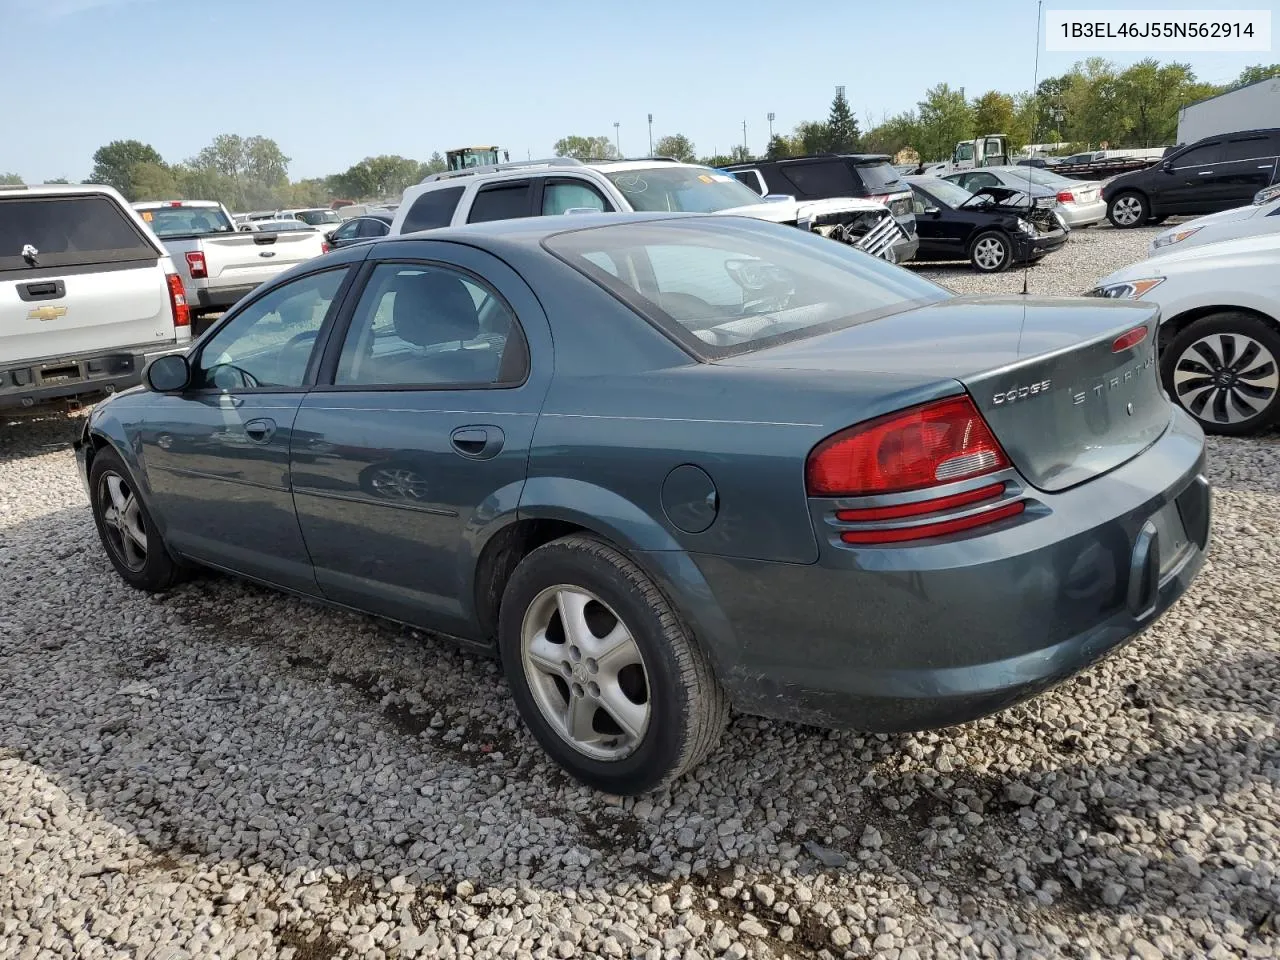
[613,122,621,157]
[742,119,748,157]
[647,114,653,156]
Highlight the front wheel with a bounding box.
[1108,192,1148,228]
[969,231,1012,273]
[498,534,729,794]
[1161,312,1280,436]
[89,447,186,591]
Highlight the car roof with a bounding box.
[1,183,129,199]
[389,210,714,247]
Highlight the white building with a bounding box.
[1178,77,1280,146]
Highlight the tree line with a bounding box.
[4,61,1277,203]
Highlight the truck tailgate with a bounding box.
[0,263,174,360]
[200,231,326,286]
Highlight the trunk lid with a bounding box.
[1,192,174,358]
[720,295,1169,492]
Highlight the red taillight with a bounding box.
[1111,325,1148,353]
[321,241,330,254]
[806,396,1011,497]
[836,481,1007,522]
[168,201,182,207]
[166,273,190,328]
[1056,190,1075,203]
[185,251,207,279]
[839,501,1026,544]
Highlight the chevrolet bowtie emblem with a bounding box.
[28,305,67,322]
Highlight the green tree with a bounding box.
[863,111,921,157]
[44,177,69,184]
[417,152,447,180]
[728,145,752,163]
[826,88,860,152]
[1237,63,1280,86]
[1061,58,1128,146]
[654,133,696,162]
[971,91,1016,139]
[699,154,736,169]
[89,140,164,195]
[1113,59,1201,147]
[129,161,180,200]
[0,172,22,185]
[765,134,794,160]
[794,121,828,155]
[916,83,973,161]
[553,135,619,160]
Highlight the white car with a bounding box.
[1149,189,1280,256]
[277,207,345,231]
[1087,232,1280,435]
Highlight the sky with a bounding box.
[0,0,1273,182]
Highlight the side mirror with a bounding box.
[1162,160,1174,173]
[762,194,795,203]
[145,354,191,393]
[325,230,337,242]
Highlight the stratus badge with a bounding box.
[28,305,67,322]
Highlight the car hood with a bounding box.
[1162,204,1262,235]
[717,196,887,223]
[1100,230,1280,283]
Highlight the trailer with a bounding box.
[1046,155,1161,181]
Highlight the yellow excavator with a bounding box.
[445,146,509,171]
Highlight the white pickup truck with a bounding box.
[1,183,191,414]
[132,200,328,327]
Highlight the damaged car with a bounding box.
[390,158,912,262]
[905,176,1068,273]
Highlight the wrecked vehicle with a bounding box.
[904,176,1069,273]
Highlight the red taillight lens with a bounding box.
[321,241,330,254]
[185,251,207,279]
[166,273,190,328]
[835,481,1007,522]
[1056,190,1075,203]
[1111,325,1148,353]
[806,396,1010,497]
[839,501,1025,544]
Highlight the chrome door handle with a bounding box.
[244,418,277,443]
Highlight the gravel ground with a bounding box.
[3,223,1278,960]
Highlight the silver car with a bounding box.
[947,166,1107,228]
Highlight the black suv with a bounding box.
[724,154,918,262]
[1103,128,1280,228]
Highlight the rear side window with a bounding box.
[731,170,766,195]
[779,161,859,198]
[0,195,156,273]
[468,182,533,223]
[401,186,464,233]
[1222,137,1273,162]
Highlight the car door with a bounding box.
[138,263,358,592]
[1209,134,1280,209]
[910,186,948,257]
[535,177,615,216]
[1159,141,1225,214]
[289,240,553,638]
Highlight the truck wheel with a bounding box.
[498,534,729,794]
[969,231,1012,273]
[1161,312,1280,436]
[1108,192,1148,228]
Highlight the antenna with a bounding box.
[1022,0,1044,298]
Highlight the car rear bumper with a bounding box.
[677,409,1209,732]
[0,340,187,412]
[1060,197,1107,226]
[193,283,261,311]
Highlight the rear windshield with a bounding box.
[603,167,764,213]
[295,209,342,226]
[1,195,157,273]
[140,205,235,237]
[544,218,947,359]
[851,161,904,193]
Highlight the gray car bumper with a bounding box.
[0,341,187,413]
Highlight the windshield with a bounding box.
[141,205,235,237]
[295,209,342,226]
[916,178,973,208]
[853,162,903,193]
[604,167,765,213]
[544,218,948,359]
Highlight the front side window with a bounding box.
[332,220,361,241]
[1172,143,1224,168]
[542,180,609,215]
[917,178,973,208]
[468,181,533,223]
[954,143,974,162]
[545,218,948,359]
[334,263,526,387]
[194,268,347,390]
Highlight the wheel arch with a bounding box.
[1158,304,1280,353]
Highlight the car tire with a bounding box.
[1108,191,1149,228]
[498,533,729,794]
[89,447,186,591]
[969,231,1012,273]
[1160,312,1280,436]
[1147,216,1168,225]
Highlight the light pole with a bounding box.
[647,114,653,156]
[613,122,620,157]
[742,119,748,158]
[767,112,775,140]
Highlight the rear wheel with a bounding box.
[498,534,728,794]
[969,231,1012,273]
[89,448,186,591]
[1108,192,1148,228]
[1161,312,1280,436]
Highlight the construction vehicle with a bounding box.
[446,146,509,171]
[921,135,1010,176]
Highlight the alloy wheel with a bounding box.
[1112,196,1143,226]
[973,237,1007,270]
[520,585,651,761]
[98,472,148,572]
[1173,332,1279,426]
